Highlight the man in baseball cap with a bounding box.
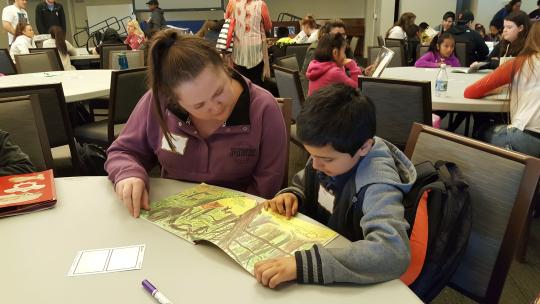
[144,0,167,30]
[447,11,488,64]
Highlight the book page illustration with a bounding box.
[141,184,338,274]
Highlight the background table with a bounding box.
[381,67,509,113]
[0,177,422,304]
[0,70,112,102]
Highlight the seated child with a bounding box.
[419,22,438,45]
[306,33,362,96]
[415,32,461,68]
[254,84,415,288]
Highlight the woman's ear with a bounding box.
[518,25,524,32]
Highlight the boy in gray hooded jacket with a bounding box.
[254,84,416,288]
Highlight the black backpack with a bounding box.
[75,142,107,176]
[358,161,472,302]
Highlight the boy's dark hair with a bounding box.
[405,24,420,38]
[314,32,347,62]
[276,26,289,38]
[443,11,455,21]
[419,22,429,30]
[297,84,376,156]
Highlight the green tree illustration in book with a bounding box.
[140,183,337,274]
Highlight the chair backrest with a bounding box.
[0,48,17,75]
[385,38,405,47]
[359,77,432,149]
[276,98,292,188]
[349,36,359,54]
[14,52,56,74]
[367,46,406,67]
[273,65,305,121]
[0,95,53,170]
[416,45,430,61]
[455,42,468,67]
[273,54,299,71]
[100,44,128,69]
[0,84,80,171]
[108,67,148,144]
[285,43,311,68]
[377,35,385,47]
[29,48,64,71]
[404,123,540,303]
[109,50,145,70]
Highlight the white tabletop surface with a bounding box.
[381,66,509,113]
[0,70,112,102]
[0,177,422,304]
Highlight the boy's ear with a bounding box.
[354,138,374,158]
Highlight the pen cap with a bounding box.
[142,279,157,294]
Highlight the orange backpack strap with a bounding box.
[400,190,429,285]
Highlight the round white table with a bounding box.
[0,177,422,304]
[381,67,509,113]
[0,70,112,103]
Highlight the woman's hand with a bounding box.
[115,177,149,217]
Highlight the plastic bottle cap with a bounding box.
[440,63,447,68]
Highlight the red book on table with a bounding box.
[0,169,56,218]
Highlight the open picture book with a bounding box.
[451,61,489,74]
[370,46,395,78]
[140,184,338,274]
[0,170,57,217]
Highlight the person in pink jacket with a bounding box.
[415,32,461,68]
[306,33,362,96]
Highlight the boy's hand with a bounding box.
[254,257,297,288]
[263,193,298,219]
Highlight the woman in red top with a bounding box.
[464,22,540,157]
[124,20,145,50]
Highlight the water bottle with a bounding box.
[435,63,448,97]
[118,52,129,70]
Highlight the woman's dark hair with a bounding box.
[428,32,456,55]
[276,26,289,38]
[101,28,123,44]
[475,24,486,35]
[148,30,227,150]
[419,22,429,30]
[314,32,347,62]
[499,11,531,57]
[14,23,30,40]
[443,11,455,21]
[297,84,376,156]
[505,0,521,12]
[300,14,317,29]
[49,26,68,56]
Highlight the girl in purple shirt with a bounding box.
[415,32,461,68]
[105,30,287,217]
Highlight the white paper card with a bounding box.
[318,186,335,214]
[68,244,145,276]
[161,133,188,155]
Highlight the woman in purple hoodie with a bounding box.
[306,33,362,96]
[105,30,287,217]
[415,32,461,68]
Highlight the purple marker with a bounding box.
[142,279,173,304]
